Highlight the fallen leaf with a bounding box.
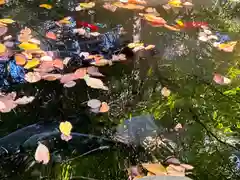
[24,58,40,69]
[213,74,231,85]
[0,26,7,36]
[161,87,171,97]
[39,4,52,9]
[46,31,57,40]
[0,43,6,54]
[142,163,167,175]
[218,41,237,52]
[168,0,182,7]
[113,2,145,10]
[25,72,41,83]
[41,73,62,81]
[59,121,72,136]
[74,67,87,79]
[87,99,101,109]
[87,66,104,77]
[53,59,64,70]
[145,45,155,50]
[60,73,77,84]
[84,75,109,90]
[35,142,50,164]
[180,164,194,170]
[91,59,112,66]
[164,156,181,165]
[40,56,53,61]
[14,96,35,105]
[103,3,117,12]
[174,123,182,131]
[0,0,5,5]
[63,80,76,88]
[0,19,15,24]
[18,42,40,51]
[99,102,109,113]
[60,134,72,141]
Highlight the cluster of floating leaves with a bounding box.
[128,159,194,179]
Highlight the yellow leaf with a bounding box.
[0,0,5,5]
[0,18,15,24]
[59,121,72,136]
[0,43,6,53]
[18,42,40,50]
[24,58,40,69]
[168,0,182,7]
[128,42,144,48]
[79,2,95,8]
[39,4,52,9]
[142,163,167,175]
[176,19,184,27]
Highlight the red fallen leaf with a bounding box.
[60,73,77,84]
[87,66,104,77]
[46,31,57,40]
[74,67,87,79]
[76,21,98,31]
[53,59,64,70]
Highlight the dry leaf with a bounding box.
[83,75,108,90]
[161,87,171,97]
[99,102,110,113]
[142,163,167,175]
[74,67,87,79]
[35,142,50,164]
[14,96,35,105]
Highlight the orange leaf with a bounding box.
[0,0,5,5]
[53,59,64,70]
[99,102,110,113]
[15,53,27,65]
[46,31,57,40]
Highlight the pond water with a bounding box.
[1,0,240,179]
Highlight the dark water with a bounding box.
[1,0,240,179]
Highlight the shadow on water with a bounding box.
[1,0,240,179]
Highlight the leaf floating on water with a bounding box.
[87,99,101,109]
[87,66,104,77]
[168,0,182,7]
[113,2,145,10]
[60,73,76,84]
[180,164,194,170]
[61,134,72,142]
[46,31,57,40]
[0,26,7,36]
[213,74,231,85]
[25,72,41,83]
[0,0,5,5]
[161,87,171,97]
[40,55,53,61]
[217,41,237,52]
[59,121,72,136]
[14,96,35,105]
[4,41,14,48]
[24,58,40,69]
[35,142,50,165]
[13,52,23,65]
[41,73,62,81]
[103,3,117,12]
[166,164,185,177]
[0,43,6,54]
[164,156,181,165]
[76,2,95,11]
[74,67,87,79]
[0,19,15,24]
[39,4,52,9]
[18,42,40,51]
[99,102,110,113]
[142,163,167,175]
[53,59,64,70]
[84,74,109,90]
[63,80,76,88]
[144,45,155,50]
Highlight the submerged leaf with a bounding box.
[35,142,50,164]
[59,121,72,136]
